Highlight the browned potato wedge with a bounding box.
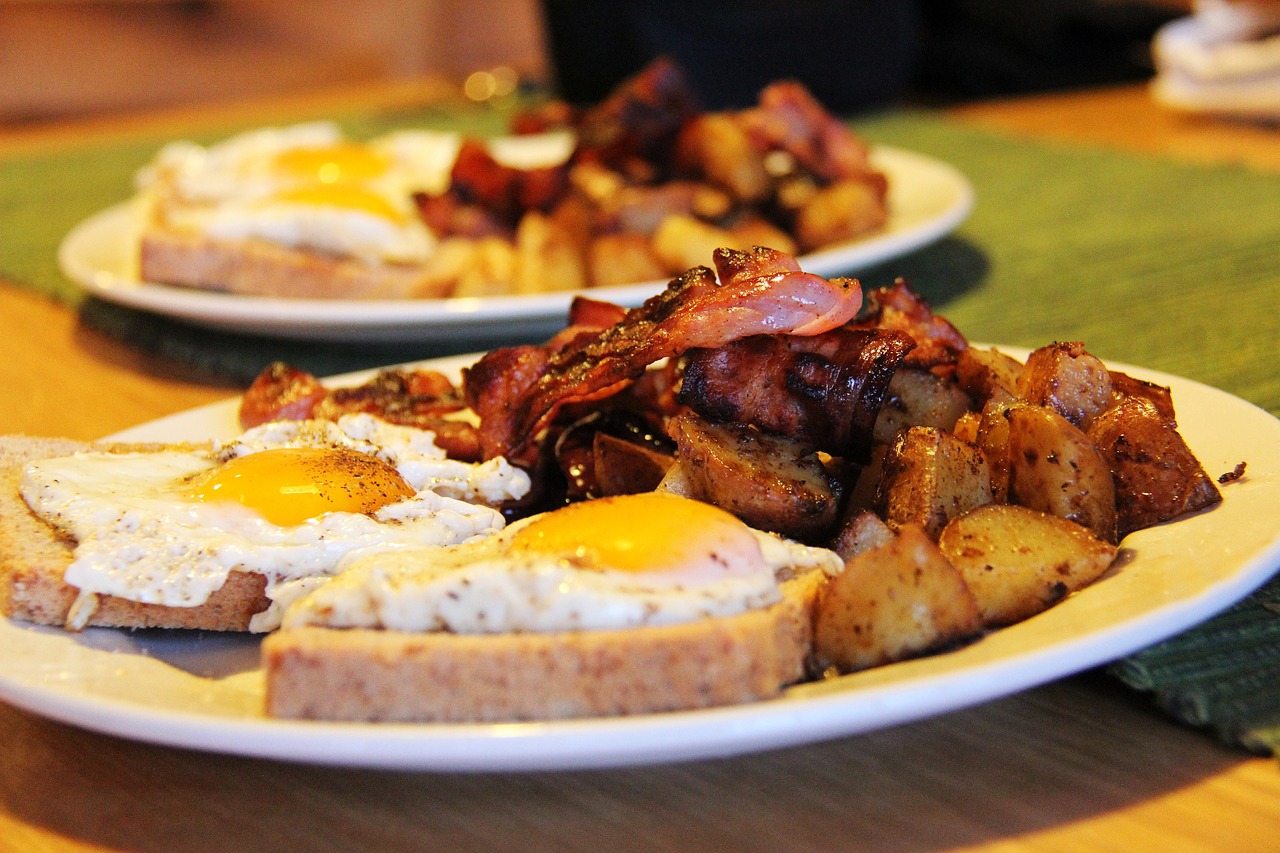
[1087,397,1222,537]
[586,233,666,288]
[975,397,1017,502]
[830,509,895,561]
[953,411,981,444]
[842,442,888,517]
[512,212,589,295]
[794,178,887,252]
[1107,370,1176,423]
[451,236,518,298]
[651,214,734,275]
[879,426,993,540]
[674,113,770,202]
[956,346,1024,403]
[1017,342,1112,429]
[1006,405,1118,542]
[813,524,982,673]
[938,504,1117,627]
[667,412,840,541]
[728,215,798,257]
[592,433,675,497]
[873,368,974,443]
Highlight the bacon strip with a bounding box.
[464,246,863,462]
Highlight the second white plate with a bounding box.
[57,146,974,343]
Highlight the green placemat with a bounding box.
[2,104,1279,754]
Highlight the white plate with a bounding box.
[1152,15,1280,121]
[57,147,974,343]
[1,353,1278,772]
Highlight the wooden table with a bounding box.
[2,82,1278,852]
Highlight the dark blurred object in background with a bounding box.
[915,0,1184,101]
[540,0,1185,111]
[540,0,922,111]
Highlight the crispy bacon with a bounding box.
[415,138,570,237]
[463,246,864,463]
[238,363,482,461]
[853,280,968,370]
[740,81,878,184]
[570,55,701,182]
[240,362,329,428]
[680,327,915,462]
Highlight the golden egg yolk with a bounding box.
[272,143,391,183]
[271,184,405,222]
[185,447,415,527]
[509,492,762,574]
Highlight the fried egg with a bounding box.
[135,122,462,264]
[281,491,843,634]
[20,414,530,631]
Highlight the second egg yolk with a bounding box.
[508,492,763,575]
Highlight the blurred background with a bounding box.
[3,0,1195,124]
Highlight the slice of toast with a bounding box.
[262,571,825,722]
[0,435,270,631]
[138,227,453,300]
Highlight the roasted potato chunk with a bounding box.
[956,346,1024,404]
[586,233,666,288]
[1017,342,1112,429]
[667,412,840,542]
[1087,397,1222,537]
[1006,405,1118,543]
[830,509,895,562]
[651,214,734,275]
[879,426,993,540]
[873,368,974,443]
[813,524,982,673]
[512,212,588,294]
[938,504,1117,627]
[794,178,887,252]
[675,113,770,202]
[592,433,675,497]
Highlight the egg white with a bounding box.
[20,414,531,632]
[282,514,843,634]
[134,122,463,264]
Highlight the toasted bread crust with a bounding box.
[139,228,452,300]
[0,435,270,631]
[262,571,825,722]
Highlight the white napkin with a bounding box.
[1152,0,1280,118]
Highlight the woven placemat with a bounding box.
[2,104,1278,753]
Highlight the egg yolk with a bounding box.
[271,184,405,222]
[509,492,763,575]
[272,143,390,183]
[185,447,415,526]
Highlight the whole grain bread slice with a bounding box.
[262,571,826,722]
[0,435,269,631]
[139,227,452,300]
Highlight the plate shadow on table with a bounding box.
[0,672,1244,853]
[70,297,551,387]
[855,235,989,307]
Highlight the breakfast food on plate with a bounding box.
[245,245,1229,720]
[0,416,529,632]
[263,491,842,721]
[134,121,463,298]
[130,57,888,299]
[2,243,1231,723]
